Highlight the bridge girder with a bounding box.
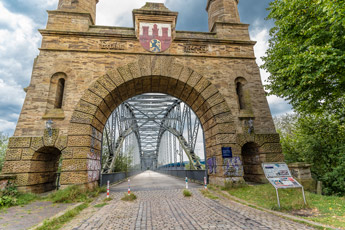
[102,93,204,173]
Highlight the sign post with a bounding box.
[262,163,306,208]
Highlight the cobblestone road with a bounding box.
[63,171,314,230]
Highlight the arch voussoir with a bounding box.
[117,65,134,83]
[160,56,174,76]
[138,56,152,76]
[128,62,141,79]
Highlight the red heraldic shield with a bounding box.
[139,23,172,53]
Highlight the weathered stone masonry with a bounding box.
[2,0,284,193]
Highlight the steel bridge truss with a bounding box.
[102,93,203,173]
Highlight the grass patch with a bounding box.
[94,203,108,208]
[0,192,40,210]
[225,183,345,229]
[103,197,112,202]
[121,193,137,201]
[47,185,106,203]
[35,203,89,230]
[200,189,219,200]
[183,189,192,197]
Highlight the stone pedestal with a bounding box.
[288,162,316,192]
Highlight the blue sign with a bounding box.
[222,147,232,158]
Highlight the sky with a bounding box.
[0,0,292,136]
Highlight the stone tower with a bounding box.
[1,0,284,193]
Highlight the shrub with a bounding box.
[275,113,345,196]
[183,189,192,197]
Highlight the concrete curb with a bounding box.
[210,188,340,230]
[29,202,83,230]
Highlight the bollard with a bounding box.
[185,177,188,189]
[107,180,110,198]
[128,179,131,196]
[317,181,322,195]
[204,177,207,190]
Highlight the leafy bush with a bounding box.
[275,113,345,196]
[0,181,18,207]
[0,181,38,208]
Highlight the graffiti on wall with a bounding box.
[223,156,243,177]
[207,157,217,174]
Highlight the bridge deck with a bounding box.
[63,171,313,230]
[110,170,202,192]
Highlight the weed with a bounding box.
[35,203,89,230]
[183,189,192,197]
[47,185,106,203]
[200,189,219,200]
[121,193,137,201]
[94,203,108,208]
[0,182,39,209]
[103,197,112,202]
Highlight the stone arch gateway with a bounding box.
[2,0,284,193]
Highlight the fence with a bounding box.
[157,170,207,183]
[100,171,142,186]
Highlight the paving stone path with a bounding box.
[0,201,73,230]
[63,171,314,230]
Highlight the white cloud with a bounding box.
[0,79,25,108]
[250,24,270,84]
[0,2,41,85]
[96,0,167,26]
[0,119,16,135]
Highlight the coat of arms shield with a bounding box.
[139,23,172,53]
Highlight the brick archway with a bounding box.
[61,56,237,189]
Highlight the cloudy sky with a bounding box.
[0,0,291,135]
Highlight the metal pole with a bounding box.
[301,187,307,205]
[276,188,281,208]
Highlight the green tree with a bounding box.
[263,0,345,116]
[274,113,345,195]
[0,132,9,173]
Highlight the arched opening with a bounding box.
[235,77,249,110]
[64,57,236,188]
[55,78,65,109]
[30,147,62,193]
[236,82,246,110]
[101,93,206,178]
[47,72,67,110]
[241,142,261,183]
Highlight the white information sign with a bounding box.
[262,163,291,178]
[262,162,306,207]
